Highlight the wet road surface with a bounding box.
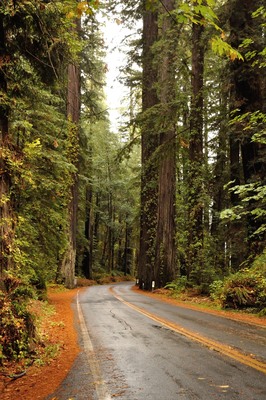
[47,282,266,400]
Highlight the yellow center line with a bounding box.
[109,287,266,375]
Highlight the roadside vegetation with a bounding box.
[0,273,133,375]
[164,251,266,315]
[0,275,57,377]
[0,0,265,379]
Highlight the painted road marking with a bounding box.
[109,287,266,375]
[77,292,112,400]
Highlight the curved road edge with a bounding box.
[110,285,266,375]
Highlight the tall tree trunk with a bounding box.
[187,22,205,283]
[228,0,265,265]
[229,1,265,183]
[123,222,132,276]
[154,0,177,288]
[211,83,230,274]
[117,215,123,269]
[138,3,159,290]
[107,202,114,272]
[82,187,93,279]
[228,125,245,269]
[61,58,80,288]
[0,16,13,277]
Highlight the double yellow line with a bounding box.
[110,287,266,375]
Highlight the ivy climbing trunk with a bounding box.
[0,16,13,277]
[138,3,159,290]
[228,0,265,266]
[187,22,205,283]
[61,55,80,288]
[154,0,177,288]
[211,89,229,274]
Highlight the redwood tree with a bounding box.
[60,37,81,288]
[228,0,266,266]
[138,2,159,290]
[187,21,205,283]
[0,15,12,275]
[154,0,177,288]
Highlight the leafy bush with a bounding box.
[213,269,266,310]
[110,270,124,277]
[209,280,224,302]
[165,276,188,293]
[0,275,37,363]
[252,250,266,276]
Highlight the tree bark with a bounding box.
[187,22,205,282]
[228,0,265,265]
[154,0,177,288]
[211,91,230,273]
[0,15,13,277]
[82,187,93,279]
[61,59,80,288]
[138,3,159,290]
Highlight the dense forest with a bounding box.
[0,0,265,363]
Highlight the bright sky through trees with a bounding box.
[101,17,128,132]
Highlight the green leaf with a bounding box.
[206,0,216,6]
[211,36,244,61]
[252,6,265,19]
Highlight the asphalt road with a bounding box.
[47,282,266,400]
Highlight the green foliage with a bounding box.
[78,107,140,276]
[9,76,71,284]
[0,275,36,363]
[211,269,266,310]
[0,0,81,285]
[164,276,188,293]
[251,6,266,67]
[221,182,266,238]
[252,250,266,275]
[209,280,224,302]
[211,36,244,61]
[229,110,266,138]
[220,106,266,265]
[175,2,220,28]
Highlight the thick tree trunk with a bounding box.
[154,0,177,288]
[229,0,265,265]
[0,112,11,277]
[82,187,93,279]
[229,0,265,183]
[138,4,159,290]
[228,131,246,269]
[61,61,80,288]
[107,192,114,272]
[187,22,204,282]
[0,16,13,277]
[123,223,132,276]
[211,117,227,234]
[211,93,229,273]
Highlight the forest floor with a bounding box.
[1,279,265,400]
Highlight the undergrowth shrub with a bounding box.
[165,276,188,293]
[0,275,37,364]
[209,280,224,302]
[211,269,266,310]
[252,250,266,276]
[92,270,133,284]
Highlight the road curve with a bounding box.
[46,282,266,400]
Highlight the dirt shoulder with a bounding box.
[0,287,80,400]
[1,282,265,400]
